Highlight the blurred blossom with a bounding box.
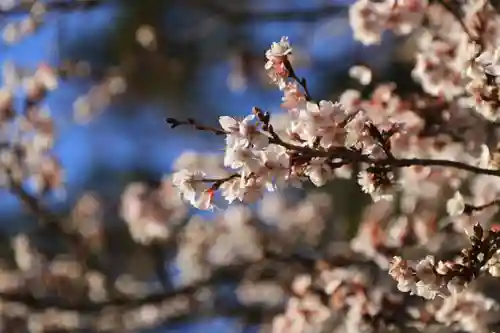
[0,0,15,10]
[349,65,372,85]
[447,191,465,217]
[2,2,500,333]
[236,281,284,307]
[136,25,157,51]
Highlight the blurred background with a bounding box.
[0,0,414,332]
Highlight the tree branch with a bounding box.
[8,180,59,226]
[192,1,346,22]
[0,0,102,15]
[166,116,500,178]
[0,250,316,312]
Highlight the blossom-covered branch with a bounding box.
[164,6,500,330]
[168,35,500,210]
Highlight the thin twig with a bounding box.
[435,0,478,43]
[166,118,227,136]
[387,157,500,177]
[464,199,500,214]
[284,59,314,102]
[0,249,316,312]
[166,116,500,178]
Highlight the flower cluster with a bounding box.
[163,3,500,330]
[0,62,62,194]
[389,223,500,300]
[169,38,422,208]
[349,0,428,45]
[168,32,500,213]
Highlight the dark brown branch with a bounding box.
[7,176,60,227]
[490,0,500,14]
[191,1,345,22]
[166,117,227,136]
[284,60,314,102]
[203,174,241,192]
[166,116,500,178]
[434,0,480,44]
[386,157,500,177]
[0,250,316,312]
[464,199,500,215]
[6,172,88,261]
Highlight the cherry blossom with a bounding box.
[447,191,466,216]
[7,1,500,332]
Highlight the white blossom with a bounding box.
[447,191,465,217]
[476,47,500,76]
[172,169,208,205]
[305,158,333,187]
[349,65,372,85]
